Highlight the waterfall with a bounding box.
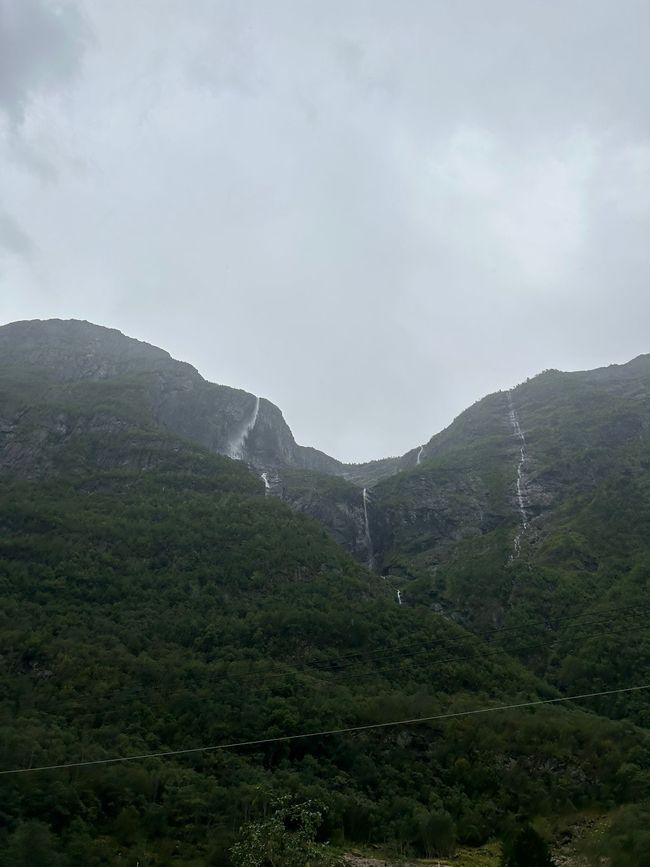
[416,445,424,465]
[261,472,271,494]
[362,487,375,571]
[228,396,260,460]
[396,589,403,605]
[507,391,528,555]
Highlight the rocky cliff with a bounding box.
[3,319,649,628]
[0,319,343,479]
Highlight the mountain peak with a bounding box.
[0,317,342,477]
[0,318,179,379]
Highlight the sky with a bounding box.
[1,1,649,462]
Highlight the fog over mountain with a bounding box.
[1,1,649,460]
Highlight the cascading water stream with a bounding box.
[362,487,375,571]
[507,391,528,555]
[228,396,260,460]
[416,445,424,465]
[260,472,271,494]
[396,589,403,605]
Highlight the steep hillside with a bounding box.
[0,318,384,574]
[3,457,647,864]
[0,319,409,558]
[371,357,650,573]
[360,359,650,722]
[2,322,650,863]
[0,319,343,477]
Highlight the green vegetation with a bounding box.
[499,826,555,867]
[2,324,650,862]
[371,360,650,726]
[2,458,649,863]
[230,795,343,867]
[583,802,650,866]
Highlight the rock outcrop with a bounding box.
[0,319,342,478]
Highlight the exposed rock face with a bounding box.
[2,319,649,593]
[0,318,175,380]
[244,399,342,473]
[272,469,373,562]
[305,356,650,587]
[0,318,383,561]
[370,470,497,574]
[0,319,342,478]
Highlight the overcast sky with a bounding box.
[1,1,649,461]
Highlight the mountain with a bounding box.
[369,355,650,582]
[0,319,387,564]
[0,318,343,478]
[1,318,650,865]
[266,349,650,725]
[349,359,650,721]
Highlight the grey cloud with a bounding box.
[0,211,35,257]
[0,1,649,460]
[5,133,59,182]
[0,0,89,123]
[184,6,260,98]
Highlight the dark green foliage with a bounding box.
[2,327,650,862]
[230,795,343,867]
[1,465,649,862]
[5,821,60,867]
[367,359,650,725]
[583,803,650,866]
[500,825,555,867]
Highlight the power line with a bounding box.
[2,683,648,777]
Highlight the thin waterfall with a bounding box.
[261,472,271,494]
[362,487,375,571]
[416,445,424,465]
[228,396,260,460]
[507,391,528,555]
[396,589,403,605]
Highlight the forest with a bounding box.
[1,450,649,864]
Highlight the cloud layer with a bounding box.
[1,0,649,460]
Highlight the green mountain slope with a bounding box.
[1,320,650,864]
[3,467,649,864]
[360,360,650,723]
[0,318,344,477]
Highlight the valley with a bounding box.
[0,319,649,865]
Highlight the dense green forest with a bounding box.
[1,322,650,864]
[2,459,650,863]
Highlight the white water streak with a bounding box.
[362,487,375,571]
[507,391,528,555]
[416,445,424,465]
[229,396,260,459]
[261,472,271,494]
[397,589,403,605]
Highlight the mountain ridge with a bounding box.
[0,318,344,478]
[3,318,649,579]
[5,318,647,479]
[2,317,650,863]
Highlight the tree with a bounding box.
[500,825,555,867]
[418,808,456,857]
[230,795,343,867]
[6,822,60,867]
[584,804,650,867]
